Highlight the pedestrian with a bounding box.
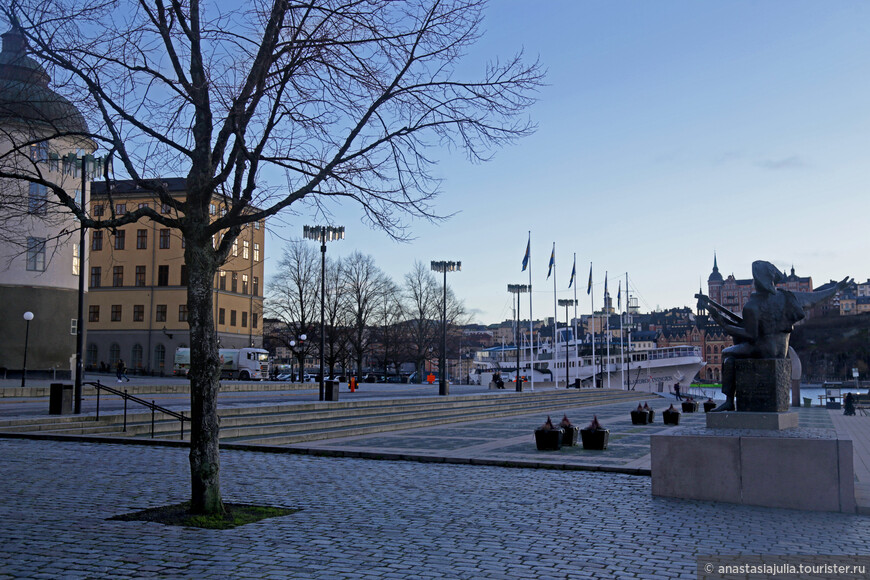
[117,359,130,383]
[673,382,682,400]
[844,393,856,416]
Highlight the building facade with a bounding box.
[0,26,95,377]
[87,179,264,375]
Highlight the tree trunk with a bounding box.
[186,240,224,515]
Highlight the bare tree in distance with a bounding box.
[343,251,391,378]
[323,255,350,378]
[0,0,542,514]
[266,240,320,378]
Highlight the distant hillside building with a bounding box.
[704,255,813,316]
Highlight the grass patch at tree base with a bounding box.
[109,502,299,529]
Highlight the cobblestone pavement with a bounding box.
[3,438,870,579]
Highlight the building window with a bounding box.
[30,141,49,162]
[92,231,103,251]
[135,265,146,287]
[133,304,144,322]
[111,304,122,321]
[161,203,170,214]
[252,276,259,297]
[90,267,101,288]
[114,229,125,250]
[71,318,78,336]
[136,229,147,249]
[28,183,47,214]
[159,229,170,249]
[154,344,166,374]
[131,344,143,369]
[254,243,260,262]
[230,272,238,293]
[72,243,80,276]
[88,305,99,322]
[26,237,46,271]
[178,304,188,322]
[115,203,126,214]
[242,274,249,295]
[243,240,249,259]
[180,265,188,286]
[209,204,216,215]
[230,310,237,326]
[86,343,98,368]
[109,343,120,368]
[232,240,238,256]
[93,204,104,217]
[253,313,258,329]
[254,220,261,230]
[219,271,226,290]
[218,308,225,325]
[241,311,248,328]
[155,304,167,322]
[138,202,149,209]
[157,265,169,286]
[113,266,124,287]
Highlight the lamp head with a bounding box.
[23,311,34,321]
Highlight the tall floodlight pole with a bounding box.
[558,299,577,388]
[304,225,344,400]
[73,154,105,414]
[431,261,461,396]
[21,311,34,388]
[508,284,530,391]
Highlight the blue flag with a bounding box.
[568,258,576,288]
[617,281,621,311]
[587,264,592,295]
[522,237,530,272]
[547,244,555,279]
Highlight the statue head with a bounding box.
[751,260,784,294]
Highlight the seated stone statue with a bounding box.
[696,260,848,412]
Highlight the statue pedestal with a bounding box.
[732,358,790,412]
[651,425,855,513]
[706,411,798,430]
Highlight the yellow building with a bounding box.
[87,178,264,375]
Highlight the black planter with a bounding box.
[534,428,563,451]
[580,428,609,450]
[663,410,681,425]
[703,401,717,413]
[646,409,655,424]
[561,425,580,446]
[630,410,649,425]
[681,401,699,413]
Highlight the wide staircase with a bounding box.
[0,389,649,447]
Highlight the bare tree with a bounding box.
[402,260,440,381]
[342,251,390,377]
[0,0,541,514]
[323,255,350,377]
[266,240,319,378]
[373,279,406,378]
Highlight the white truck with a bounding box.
[173,347,271,381]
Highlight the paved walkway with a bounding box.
[2,393,870,578]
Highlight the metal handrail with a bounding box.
[86,380,189,440]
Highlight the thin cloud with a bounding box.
[755,155,807,170]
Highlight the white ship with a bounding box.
[473,339,706,394]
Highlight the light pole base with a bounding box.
[439,380,449,396]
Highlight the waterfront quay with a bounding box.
[2,381,870,578]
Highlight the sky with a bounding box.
[264,0,870,326]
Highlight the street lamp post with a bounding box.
[21,311,34,388]
[288,334,307,381]
[431,261,461,396]
[558,298,578,388]
[304,225,344,400]
[508,284,530,392]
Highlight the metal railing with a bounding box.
[86,381,189,440]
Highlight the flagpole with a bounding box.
[528,232,534,391]
[572,253,578,374]
[606,271,611,389]
[626,272,631,390]
[589,263,595,388]
[619,279,625,391]
[550,242,557,387]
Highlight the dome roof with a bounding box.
[0,26,89,134]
